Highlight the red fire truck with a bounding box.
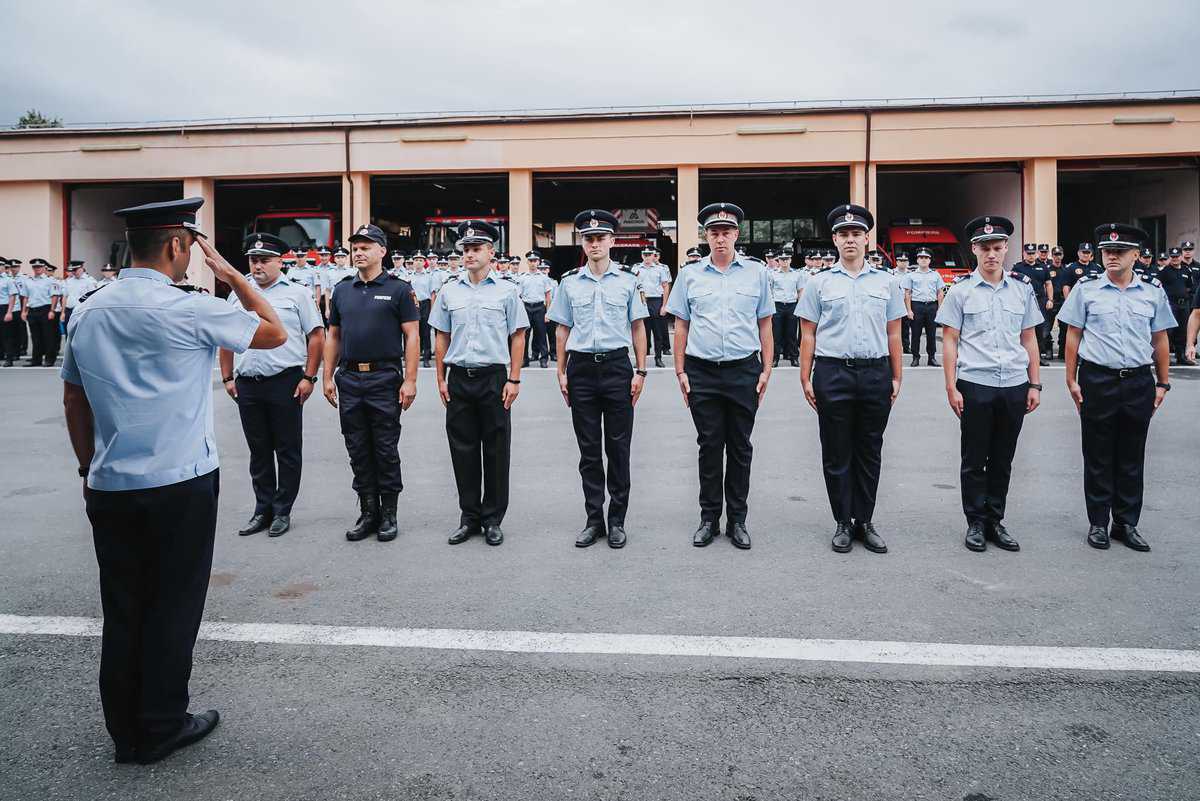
[880,219,972,284]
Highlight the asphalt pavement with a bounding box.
[2,364,1198,800]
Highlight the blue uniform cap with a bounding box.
[698,202,745,229]
[456,219,500,245]
[525,250,541,260]
[243,232,290,257]
[574,209,620,235]
[1078,242,1093,253]
[114,196,207,239]
[1022,243,1037,254]
[964,215,1014,243]
[1094,223,1149,251]
[1182,241,1195,250]
[348,223,388,248]
[827,203,873,233]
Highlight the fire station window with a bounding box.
[773,219,794,241]
[752,220,772,242]
[738,221,750,240]
[795,218,817,239]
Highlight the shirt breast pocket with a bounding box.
[571,292,596,325]
[1127,300,1156,334]
[1088,301,1120,334]
[691,287,718,316]
[820,289,849,321]
[602,289,628,320]
[732,286,760,318]
[1000,297,1027,332]
[962,296,991,328]
[864,287,891,319]
[478,300,507,327]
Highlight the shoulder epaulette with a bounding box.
[173,283,203,294]
[77,283,112,304]
[950,274,969,284]
[619,265,633,273]
[1008,271,1031,284]
[1077,274,1100,284]
[1148,277,1163,288]
[563,267,581,277]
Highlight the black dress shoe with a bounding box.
[986,520,1019,551]
[345,494,380,541]
[927,358,939,367]
[1086,524,1110,550]
[607,523,627,549]
[857,521,888,553]
[910,356,920,367]
[1113,524,1150,552]
[136,710,220,765]
[831,521,854,553]
[692,520,719,547]
[421,358,431,368]
[575,524,605,548]
[654,356,665,368]
[727,521,751,550]
[238,513,272,536]
[267,515,290,537]
[964,520,987,552]
[484,524,504,546]
[1038,357,1049,367]
[448,524,479,545]
[789,358,800,367]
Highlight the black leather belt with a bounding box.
[911,299,938,305]
[570,348,628,363]
[1081,360,1152,378]
[523,301,545,309]
[340,360,400,373]
[686,353,759,368]
[236,366,302,382]
[451,364,505,378]
[816,356,889,367]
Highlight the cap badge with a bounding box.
[1109,231,1120,241]
[982,224,993,235]
[844,212,854,223]
[358,226,369,234]
[254,240,264,250]
[715,211,733,222]
[589,217,599,229]
[465,227,475,238]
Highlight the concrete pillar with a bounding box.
[676,165,700,258]
[850,162,868,207]
[508,169,533,257]
[340,175,353,244]
[349,172,371,230]
[0,181,64,272]
[866,164,879,248]
[183,177,215,292]
[1023,158,1058,247]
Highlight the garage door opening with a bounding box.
[699,167,848,261]
[371,173,508,256]
[1058,158,1200,255]
[876,163,1022,279]
[67,181,182,275]
[533,170,677,276]
[215,177,343,271]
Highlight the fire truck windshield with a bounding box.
[255,217,332,250]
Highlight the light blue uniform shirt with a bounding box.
[638,264,672,299]
[795,264,908,358]
[288,265,313,291]
[61,267,260,491]
[409,270,435,302]
[518,272,552,304]
[431,268,449,292]
[428,269,530,367]
[902,269,943,302]
[0,274,16,310]
[1056,273,1176,369]
[770,269,805,303]
[547,263,648,353]
[664,256,774,361]
[6,274,25,311]
[935,269,1044,387]
[228,276,323,377]
[24,274,57,308]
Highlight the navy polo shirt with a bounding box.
[328,270,420,361]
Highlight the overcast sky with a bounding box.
[3,0,1196,126]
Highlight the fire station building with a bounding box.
[0,94,1197,287]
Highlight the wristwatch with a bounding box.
[222,375,235,384]
[635,369,648,377]
[506,378,521,385]
[1156,381,1171,391]
[1028,383,1043,391]
[302,374,318,384]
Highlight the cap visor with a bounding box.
[182,222,208,239]
[970,234,1009,243]
[830,221,869,232]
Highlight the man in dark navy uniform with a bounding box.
[323,223,420,542]
[1157,247,1195,365]
[1011,243,1053,365]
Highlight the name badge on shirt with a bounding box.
[374,295,391,300]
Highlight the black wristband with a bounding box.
[1156,382,1171,391]
[77,466,88,478]
[635,369,648,377]
[506,378,520,385]
[1028,383,1043,391]
[222,375,235,383]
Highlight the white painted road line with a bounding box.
[2,614,1199,673]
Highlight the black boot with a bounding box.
[345,494,380,541]
[377,493,399,542]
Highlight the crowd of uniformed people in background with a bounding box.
[35,192,1199,765]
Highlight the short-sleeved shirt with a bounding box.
[0,274,16,310]
[902,269,942,302]
[410,270,436,302]
[638,264,673,299]
[428,269,530,367]
[935,270,1044,387]
[288,265,313,291]
[795,264,908,359]
[518,272,553,305]
[328,271,420,362]
[5,274,25,311]
[664,257,773,362]
[64,275,98,308]
[60,267,260,491]
[547,263,648,353]
[228,275,323,377]
[23,274,57,307]
[769,269,805,303]
[1056,273,1176,369]
[1158,266,1194,301]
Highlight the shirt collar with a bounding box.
[353,269,388,286]
[580,262,623,281]
[119,267,173,284]
[1097,271,1144,291]
[457,268,498,286]
[969,268,1013,289]
[701,256,745,274]
[831,262,877,277]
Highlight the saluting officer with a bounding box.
[430,220,528,547]
[935,216,1044,552]
[322,223,420,543]
[1058,224,1175,552]
[61,197,286,763]
[902,248,943,366]
[769,246,804,367]
[548,210,649,549]
[219,233,326,538]
[665,202,774,550]
[638,246,673,368]
[797,204,906,555]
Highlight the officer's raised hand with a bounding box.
[197,237,244,286]
[399,377,417,411]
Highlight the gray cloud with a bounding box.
[1,0,1196,126]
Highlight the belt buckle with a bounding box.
[844,358,857,368]
[1118,368,1130,379]
[466,367,477,378]
[357,362,371,372]
[593,352,604,363]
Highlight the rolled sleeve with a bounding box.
[664,273,690,320]
[756,271,774,319]
[1055,288,1085,329]
[886,281,907,320]
[795,277,822,322]
[192,295,259,353]
[60,340,82,385]
[507,289,530,335]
